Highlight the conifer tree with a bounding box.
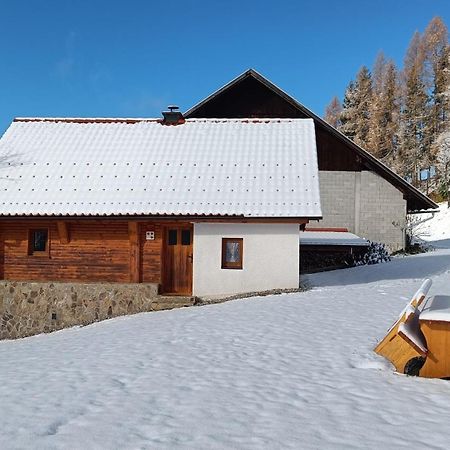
[339,67,373,147]
[324,96,342,128]
[383,62,401,163]
[333,16,450,193]
[433,45,450,129]
[433,46,450,199]
[401,61,428,183]
[372,51,387,95]
[367,60,399,163]
[400,31,429,184]
[422,17,448,91]
[422,18,449,151]
[339,80,358,140]
[353,66,373,148]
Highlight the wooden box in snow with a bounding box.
[374,279,431,375]
[419,295,450,378]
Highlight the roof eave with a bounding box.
[0,213,321,221]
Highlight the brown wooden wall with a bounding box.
[140,222,162,283]
[187,76,306,119]
[0,220,163,284]
[315,123,364,171]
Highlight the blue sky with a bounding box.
[0,0,449,133]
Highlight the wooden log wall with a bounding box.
[0,220,163,284]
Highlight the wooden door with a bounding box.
[162,225,193,295]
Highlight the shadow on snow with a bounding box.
[304,251,450,287]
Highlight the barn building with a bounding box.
[185,69,437,251]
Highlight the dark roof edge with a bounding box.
[186,69,438,212]
[184,69,254,117]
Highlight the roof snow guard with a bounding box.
[0,117,322,218]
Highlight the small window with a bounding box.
[168,229,177,245]
[28,229,49,256]
[222,238,243,270]
[181,229,191,246]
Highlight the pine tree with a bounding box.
[353,66,373,148]
[401,62,429,183]
[339,67,373,147]
[433,46,450,201]
[372,51,387,95]
[433,45,450,129]
[383,62,401,164]
[367,60,400,163]
[422,17,448,91]
[332,17,450,193]
[400,31,429,184]
[324,96,342,128]
[339,80,358,140]
[435,131,450,205]
[418,18,448,175]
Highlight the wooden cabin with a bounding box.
[0,69,437,297]
[185,69,438,251]
[0,116,320,297]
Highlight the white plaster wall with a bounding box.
[193,223,299,297]
[307,171,406,252]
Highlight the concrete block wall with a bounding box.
[308,171,406,252]
[310,171,356,231]
[358,171,406,251]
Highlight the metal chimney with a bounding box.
[162,105,185,125]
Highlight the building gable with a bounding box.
[185,69,438,213]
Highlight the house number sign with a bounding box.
[146,231,155,240]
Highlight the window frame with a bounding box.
[221,237,243,270]
[28,228,50,257]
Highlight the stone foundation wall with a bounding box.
[0,281,193,340]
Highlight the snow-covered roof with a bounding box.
[0,117,322,218]
[299,231,369,246]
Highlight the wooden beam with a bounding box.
[56,221,70,244]
[128,221,140,283]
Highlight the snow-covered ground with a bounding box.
[414,201,450,246]
[1,208,450,449]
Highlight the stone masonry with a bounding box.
[308,170,406,252]
[0,281,194,340]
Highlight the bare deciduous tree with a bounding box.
[324,96,342,128]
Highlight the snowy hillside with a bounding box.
[2,249,450,448]
[414,202,450,246]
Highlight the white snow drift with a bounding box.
[1,250,450,448]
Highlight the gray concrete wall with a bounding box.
[308,171,406,252]
[0,281,193,340]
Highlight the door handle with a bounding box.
[188,254,193,262]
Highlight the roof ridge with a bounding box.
[13,117,312,124]
[13,117,161,124]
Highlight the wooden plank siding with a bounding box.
[140,222,163,284]
[0,220,163,284]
